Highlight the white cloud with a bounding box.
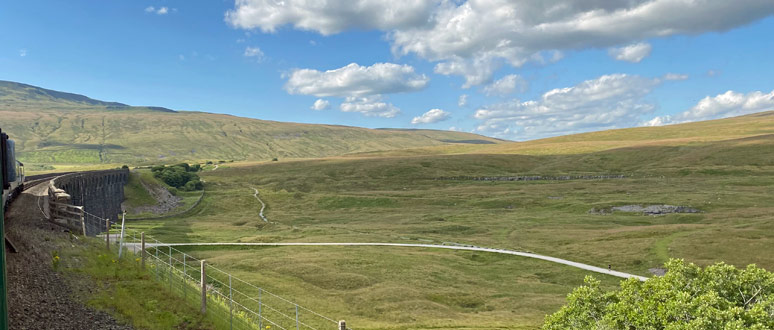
[243,46,264,61]
[284,62,429,97]
[645,90,774,126]
[458,94,468,107]
[608,42,652,63]
[311,99,330,111]
[483,74,528,96]
[225,0,438,35]
[448,126,460,131]
[434,54,504,88]
[340,95,400,118]
[18,49,27,57]
[412,109,451,124]
[225,0,774,86]
[473,74,662,139]
[664,73,689,81]
[145,6,171,15]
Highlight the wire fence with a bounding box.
[82,211,349,330]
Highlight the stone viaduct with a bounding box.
[50,169,129,235]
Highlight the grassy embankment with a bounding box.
[57,236,220,329]
[123,169,203,219]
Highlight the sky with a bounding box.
[2,0,774,141]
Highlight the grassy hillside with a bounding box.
[123,112,774,328]
[0,81,500,164]
[353,111,774,157]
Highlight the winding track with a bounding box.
[124,240,648,281]
[252,187,268,222]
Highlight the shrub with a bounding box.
[151,165,202,190]
[543,259,774,329]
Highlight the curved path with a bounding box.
[252,188,268,222]
[128,240,648,281]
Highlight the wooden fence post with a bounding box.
[80,208,86,236]
[105,219,110,251]
[200,260,207,314]
[338,320,347,330]
[141,232,146,269]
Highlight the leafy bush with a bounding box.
[543,259,774,329]
[151,164,203,190]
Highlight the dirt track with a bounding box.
[5,181,131,329]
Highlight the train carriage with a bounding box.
[1,130,25,208]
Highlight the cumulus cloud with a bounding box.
[284,62,428,97]
[608,42,652,63]
[473,74,662,139]
[225,0,774,86]
[340,96,400,118]
[484,74,528,96]
[458,94,468,107]
[225,0,437,35]
[644,90,774,126]
[145,6,171,15]
[18,49,27,57]
[310,99,330,111]
[412,109,451,124]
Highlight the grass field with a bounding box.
[111,113,774,329]
[121,131,773,328]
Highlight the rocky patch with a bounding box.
[589,205,700,215]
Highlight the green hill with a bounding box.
[352,110,774,159]
[0,81,501,164]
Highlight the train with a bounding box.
[1,129,25,209]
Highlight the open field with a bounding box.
[123,114,774,328]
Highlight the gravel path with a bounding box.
[5,181,132,330]
[251,188,268,222]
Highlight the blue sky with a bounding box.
[2,1,774,140]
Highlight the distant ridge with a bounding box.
[0,80,129,108]
[0,80,501,164]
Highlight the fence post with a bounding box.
[80,208,86,236]
[338,320,346,330]
[118,211,126,259]
[141,232,146,269]
[155,245,159,280]
[183,254,187,299]
[169,246,172,290]
[200,260,207,315]
[229,274,233,330]
[258,288,262,329]
[105,219,110,251]
[296,305,300,330]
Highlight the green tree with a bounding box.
[543,259,774,330]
